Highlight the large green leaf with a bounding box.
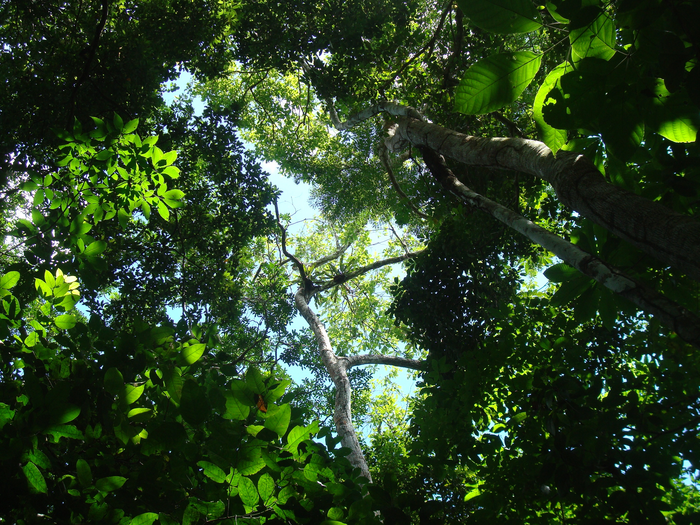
[258,473,276,505]
[245,367,266,393]
[457,0,541,33]
[0,271,20,290]
[570,8,616,62]
[181,342,206,365]
[646,79,699,143]
[456,52,542,115]
[533,62,572,152]
[22,462,48,493]
[264,403,291,437]
[239,476,259,508]
[223,391,251,420]
[54,314,77,330]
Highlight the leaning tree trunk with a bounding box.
[329,101,700,283]
[416,146,700,349]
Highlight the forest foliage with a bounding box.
[1,0,700,523]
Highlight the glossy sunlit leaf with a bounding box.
[180,342,205,365]
[1,271,20,290]
[54,314,77,330]
[456,52,542,115]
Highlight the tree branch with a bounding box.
[343,354,426,371]
[315,249,425,293]
[378,142,434,222]
[418,145,700,350]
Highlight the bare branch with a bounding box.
[308,239,354,271]
[315,249,425,293]
[326,100,429,131]
[379,142,434,222]
[343,354,426,371]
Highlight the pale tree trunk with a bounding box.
[294,288,425,482]
[275,203,426,481]
[417,147,700,349]
[324,102,700,347]
[328,101,700,283]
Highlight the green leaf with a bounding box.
[118,208,130,229]
[95,476,127,492]
[55,314,77,330]
[127,408,153,423]
[456,52,542,115]
[238,447,266,476]
[52,403,81,424]
[104,367,124,395]
[83,240,107,256]
[197,461,227,483]
[238,476,260,508]
[161,150,177,166]
[550,273,593,308]
[245,367,265,393]
[285,425,309,454]
[464,488,481,502]
[43,424,84,442]
[77,458,93,488]
[22,461,48,493]
[157,200,170,220]
[457,0,541,33]
[113,113,124,132]
[258,473,275,504]
[264,403,291,437]
[570,9,616,62]
[1,272,20,290]
[122,384,144,405]
[543,262,578,283]
[122,118,139,134]
[164,367,184,403]
[164,189,185,201]
[181,342,206,364]
[646,79,699,143]
[533,62,572,153]
[223,391,251,420]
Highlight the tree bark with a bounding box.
[393,115,700,283]
[329,101,700,283]
[418,146,700,349]
[294,288,373,482]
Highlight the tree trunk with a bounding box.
[294,288,373,482]
[393,115,700,283]
[417,146,700,349]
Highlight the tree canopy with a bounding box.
[2,0,700,523]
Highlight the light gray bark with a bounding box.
[394,116,700,283]
[294,288,373,482]
[329,101,700,283]
[424,154,700,349]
